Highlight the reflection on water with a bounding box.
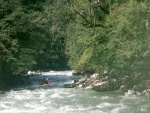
[0,71,150,113]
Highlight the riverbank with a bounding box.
[64,71,150,98]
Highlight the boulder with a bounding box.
[90,73,99,79]
[119,85,127,94]
[85,85,93,89]
[63,84,75,88]
[142,89,150,98]
[93,81,109,91]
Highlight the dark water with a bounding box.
[0,71,150,113]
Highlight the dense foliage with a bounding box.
[66,0,150,89]
[0,0,43,85]
[0,0,69,86]
[0,0,150,89]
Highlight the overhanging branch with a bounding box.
[95,0,110,14]
[66,0,106,28]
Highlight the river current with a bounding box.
[0,71,150,113]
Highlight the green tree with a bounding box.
[66,0,150,89]
[0,0,48,85]
[105,1,150,83]
[34,0,70,70]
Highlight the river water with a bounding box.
[0,71,150,113]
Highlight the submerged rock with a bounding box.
[63,84,75,88]
[0,91,5,94]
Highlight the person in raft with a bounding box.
[38,77,49,85]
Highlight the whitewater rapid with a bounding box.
[0,71,150,113]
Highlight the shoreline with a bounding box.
[64,72,150,98]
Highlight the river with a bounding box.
[0,71,150,113]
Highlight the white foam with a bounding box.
[96,102,113,109]
[42,71,73,76]
[24,103,38,108]
[39,93,45,99]
[100,96,110,100]
[0,103,10,109]
[141,105,149,112]
[124,90,136,97]
[35,106,46,111]
[59,105,74,112]
[24,102,46,111]
[0,108,18,113]
[50,93,63,98]
[110,103,127,113]
[14,95,24,100]
[23,90,32,94]
[67,94,76,97]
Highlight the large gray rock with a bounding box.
[92,81,109,91]
[142,89,150,98]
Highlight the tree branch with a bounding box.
[95,0,110,14]
[67,0,91,24]
[66,0,106,28]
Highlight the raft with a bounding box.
[38,82,52,87]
